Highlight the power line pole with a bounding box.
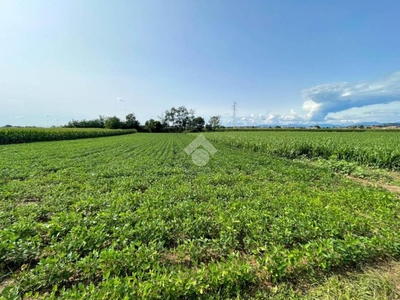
[233,102,237,128]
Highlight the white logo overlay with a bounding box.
[184,135,217,166]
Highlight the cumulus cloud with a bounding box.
[221,111,307,126]
[326,101,400,123]
[220,72,400,126]
[301,71,400,121]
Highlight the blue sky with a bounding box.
[1,0,400,126]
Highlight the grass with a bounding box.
[303,260,400,300]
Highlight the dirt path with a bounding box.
[347,175,400,193]
[0,278,14,294]
[301,158,400,194]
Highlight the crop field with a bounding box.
[1,133,400,299]
[204,131,400,170]
[0,128,136,145]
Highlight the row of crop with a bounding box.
[0,128,136,145]
[220,128,371,132]
[203,131,400,170]
[2,134,400,298]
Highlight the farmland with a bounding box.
[0,128,136,145]
[204,131,400,170]
[1,132,400,299]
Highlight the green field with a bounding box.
[204,131,400,170]
[0,128,136,145]
[1,132,400,299]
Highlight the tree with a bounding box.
[64,116,106,128]
[164,107,177,131]
[192,116,205,131]
[164,106,194,132]
[175,106,190,130]
[188,109,195,128]
[124,113,140,130]
[98,115,107,128]
[105,116,122,129]
[144,118,163,132]
[208,116,221,130]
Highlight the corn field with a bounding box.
[0,128,137,145]
[203,131,400,170]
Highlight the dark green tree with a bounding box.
[208,116,221,130]
[124,113,140,130]
[105,116,122,129]
[64,115,106,128]
[164,106,194,132]
[144,119,163,132]
[193,116,205,131]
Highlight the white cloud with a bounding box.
[221,112,306,126]
[301,71,400,121]
[229,71,400,126]
[326,101,400,123]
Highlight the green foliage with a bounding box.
[203,131,400,170]
[313,158,392,181]
[162,106,205,132]
[193,116,205,131]
[208,116,221,130]
[104,116,122,129]
[64,116,106,128]
[144,119,163,132]
[164,106,194,132]
[1,133,400,298]
[0,128,136,145]
[124,113,141,130]
[65,113,141,130]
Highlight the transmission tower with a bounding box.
[233,102,237,128]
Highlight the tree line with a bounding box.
[64,106,222,132]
